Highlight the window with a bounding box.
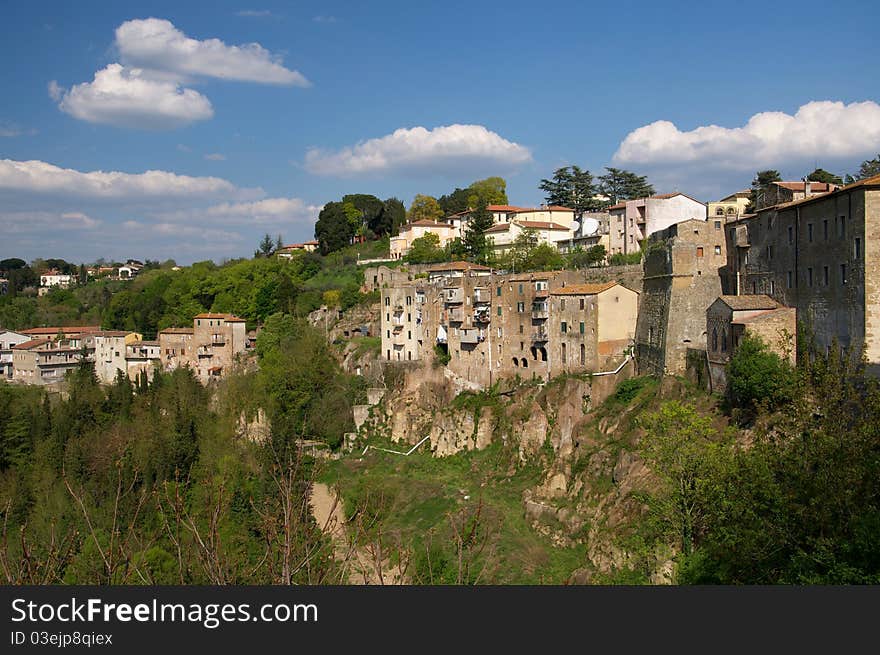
[497,306,502,316]
[384,297,390,306]
[407,313,411,322]
[839,216,846,237]
[517,301,525,313]
[787,271,793,289]
[407,331,411,339]
[561,321,567,334]
[788,225,793,244]
[386,330,390,338]
[841,263,847,285]
[496,286,502,297]
[807,267,813,287]
[712,328,718,351]
[855,238,862,259]
[386,313,390,322]
[823,266,829,286]
[519,324,523,334]
[497,327,502,338]
[579,322,585,334]
[518,283,523,294]
[714,220,722,229]
[823,220,828,240]
[715,207,725,216]
[562,342,567,364]
[520,341,524,351]
[808,223,813,242]
[560,299,566,310]
[752,281,757,294]
[714,245,722,255]
[697,247,704,257]
[722,331,728,352]
[769,280,775,295]
[767,245,773,260]
[406,295,412,305]
[580,344,585,366]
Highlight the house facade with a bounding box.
[0,330,30,378]
[607,193,707,255]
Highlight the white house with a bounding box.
[607,192,707,255]
[0,329,30,378]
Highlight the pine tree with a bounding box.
[462,198,494,265]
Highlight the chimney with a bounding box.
[803,177,811,198]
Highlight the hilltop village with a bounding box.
[2,174,879,393]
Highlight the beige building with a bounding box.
[723,173,880,372]
[0,329,30,378]
[126,340,161,380]
[484,220,572,254]
[277,241,319,259]
[158,314,247,383]
[708,190,751,220]
[12,338,83,385]
[390,220,458,260]
[705,295,796,390]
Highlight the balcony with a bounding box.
[445,307,464,323]
[531,329,548,343]
[444,287,464,304]
[533,288,549,299]
[211,334,226,345]
[393,304,404,313]
[392,323,403,332]
[531,303,549,320]
[473,288,491,304]
[197,346,213,357]
[459,329,484,345]
[473,308,491,324]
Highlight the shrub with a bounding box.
[727,334,797,412]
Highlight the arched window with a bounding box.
[715,207,725,216]
[580,343,585,366]
[512,357,519,367]
[562,342,567,365]
[722,331,728,352]
[521,358,528,368]
[530,346,538,361]
[727,207,736,215]
[540,347,548,362]
[712,328,718,351]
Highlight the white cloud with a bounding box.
[236,10,272,17]
[305,124,533,176]
[313,15,336,23]
[177,143,192,152]
[0,210,100,233]
[613,100,880,170]
[54,64,214,129]
[204,153,227,161]
[0,159,240,200]
[48,80,63,102]
[115,18,309,86]
[156,197,321,225]
[0,121,36,137]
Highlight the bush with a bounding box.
[727,334,797,413]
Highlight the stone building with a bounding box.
[0,329,29,378]
[379,265,639,388]
[11,338,83,385]
[90,330,143,384]
[755,180,838,210]
[705,295,796,390]
[125,340,161,380]
[636,218,727,375]
[723,173,880,371]
[157,327,194,371]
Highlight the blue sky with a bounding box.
[1,0,879,264]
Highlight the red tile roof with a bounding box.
[20,326,100,336]
[12,338,51,350]
[516,220,570,231]
[773,181,836,192]
[194,313,245,322]
[408,220,452,228]
[159,327,195,335]
[715,295,778,311]
[551,282,621,295]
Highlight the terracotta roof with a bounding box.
[12,338,51,350]
[208,366,223,373]
[716,295,778,311]
[551,282,620,295]
[544,205,574,212]
[20,326,99,336]
[485,224,511,233]
[407,220,452,228]
[732,307,794,325]
[159,327,195,335]
[194,313,245,322]
[427,261,492,272]
[487,205,530,212]
[755,173,880,213]
[773,181,836,192]
[516,220,570,231]
[131,340,160,347]
[89,330,133,338]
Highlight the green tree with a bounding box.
[462,199,494,265]
[855,154,880,181]
[258,233,275,257]
[640,401,722,558]
[343,194,386,236]
[567,244,606,269]
[383,197,407,236]
[598,167,655,205]
[407,194,444,223]
[438,187,472,216]
[538,166,602,215]
[807,168,843,185]
[467,176,508,207]
[314,201,356,254]
[747,169,782,211]
[727,334,797,413]
[406,233,446,264]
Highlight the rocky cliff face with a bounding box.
[356,362,677,582]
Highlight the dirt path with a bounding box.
[310,482,405,585]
